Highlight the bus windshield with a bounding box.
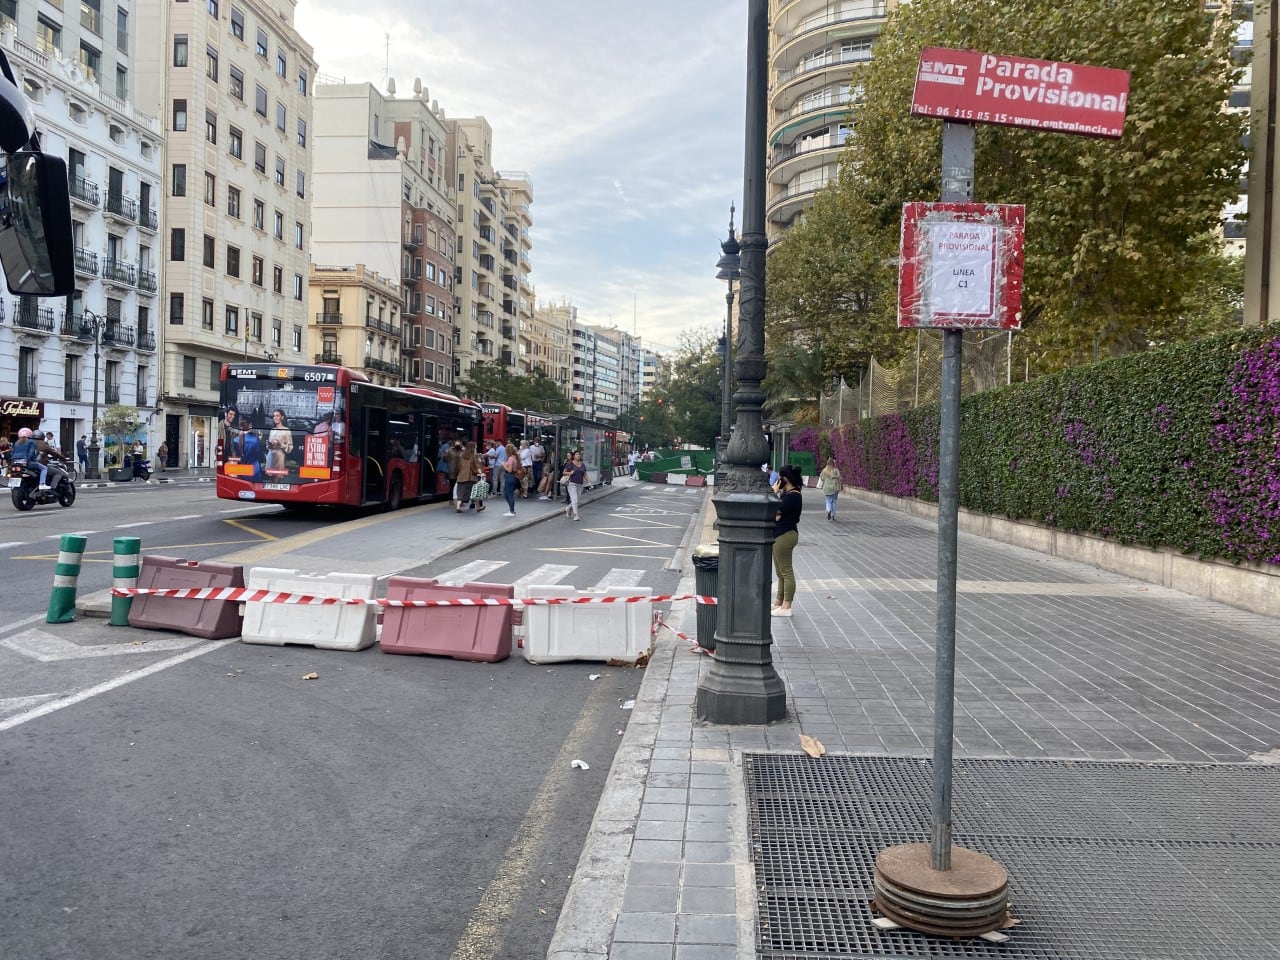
[220,367,345,484]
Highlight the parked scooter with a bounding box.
[8,460,76,511]
[122,454,152,481]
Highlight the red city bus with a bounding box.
[479,403,525,447]
[216,362,481,509]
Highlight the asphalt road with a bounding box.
[0,479,702,960]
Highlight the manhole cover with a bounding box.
[745,753,1280,959]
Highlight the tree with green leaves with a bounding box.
[455,362,571,413]
[640,331,723,448]
[769,0,1248,376]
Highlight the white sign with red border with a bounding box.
[898,202,1024,331]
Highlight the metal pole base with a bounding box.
[873,843,1010,938]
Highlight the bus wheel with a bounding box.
[386,477,402,511]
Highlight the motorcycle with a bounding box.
[122,453,152,481]
[8,459,76,511]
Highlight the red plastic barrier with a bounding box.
[686,476,706,488]
[649,472,668,483]
[127,556,245,639]
[379,577,513,662]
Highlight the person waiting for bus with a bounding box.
[563,451,586,521]
[266,408,293,474]
[530,437,545,492]
[10,428,49,489]
[500,442,520,516]
[485,440,501,498]
[518,440,534,499]
[454,441,482,513]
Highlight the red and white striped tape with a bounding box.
[110,586,717,608]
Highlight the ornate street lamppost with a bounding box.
[80,309,108,480]
[696,0,786,724]
[716,205,741,442]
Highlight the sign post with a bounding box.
[872,47,1128,942]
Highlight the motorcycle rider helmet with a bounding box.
[18,427,32,438]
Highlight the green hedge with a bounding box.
[817,328,1280,567]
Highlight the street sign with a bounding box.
[911,47,1130,139]
[898,202,1024,330]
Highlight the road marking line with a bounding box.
[592,568,646,589]
[0,639,237,734]
[115,521,154,528]
[0,541,27,550]
[513,564,576,590]
[170,514,201,521]
[2,629,203,662]
[0,694,61,713]
[223,517,278,541]
[435,560,508,585]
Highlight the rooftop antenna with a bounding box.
[383,32,390,89]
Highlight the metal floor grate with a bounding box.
[744,753,1280,959]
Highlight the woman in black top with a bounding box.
[772,464,803,617]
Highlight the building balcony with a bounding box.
[772,2,885,74]
[74,247,99,277]
[316,350,342,365]
[315,312,343,325]
[64,381,81,401]
[104,193,138,223]
[364,315,400,336]
[16,303,55,331]
[136,389,149,407]
[60,312,83,336]
[102,320,135,347]
[769,135,846,184]
[70,176,100,208]
[105,384,121,404]
[18,374,38,397]
[477,310,495,329]
[502,324,515,340]
[137,269,158,293]
[366,357,400,376]
[401,341,417,355]
[502,275,517,291]
[103,258,136,287]
[767,172,834,228]
[402,229,421,250]
[139,207,159,231]
[138,329,156,351]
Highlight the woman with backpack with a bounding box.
[819,458,842,521]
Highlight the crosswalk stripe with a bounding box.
[434,560,509,585]
[514,564,577,590]
[0,542,27,550]
[592,568,647,589]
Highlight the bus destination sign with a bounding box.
[911,47,1130,139]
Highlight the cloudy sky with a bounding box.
[294,0,749,353]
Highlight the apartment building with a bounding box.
[0,4,161,455]
[135,0,315,468]
[307,263,402,387]
[309,80,457,389]
[533,299,576,395]
[767,0,896,242]
[570,322,644,423]
[447,116,534,381]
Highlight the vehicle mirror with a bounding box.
[0,68,34,152]
[0,150,75,296]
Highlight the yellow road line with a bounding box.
[449,674,616,960]
[223,517,278,541]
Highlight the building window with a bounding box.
[273,211,283,239]
[294,221,303,249]
[255,28,267,58]
[254,141,267,175]
[172,98,187,131]
[201,298,214,329]
[208,360,220,391]
[226,244,240,278]
[169,292,184,325]
[251,255,263,286]
[272,317,282,347]
[204,171,216,205]
[253,198,265,230]
[229,65,243,101]
[293,274,302,300]
[170,227,185,261]
[229,125,243,159]
[207,0,218,18]
[292,325,302,350]
[203,234,215,268]
[296,171,305,199]
[230,6,244,40]
[250,312,263,341]
[172,164,186,196]
[115,65,127,99]
[273,265,283,293]
[205,108,217,143]
[255,83,267,117]
[183,356,196,388]
[173,34,188,67]
[274,156,285,186]
[276,101,286,133]
[206,45,218,81]
[225,305,238,334]
[276,51,286,76]
[297,118,306,148]
[227,185,240,218]
[297,69,307,96]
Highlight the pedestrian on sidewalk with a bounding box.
[76,435,88,475]
[518,440,534,498]
[156,440,169,473]
[500,442,520,516]
[819,457,842,521]
[772,464,803,617]
[563,450,586,520]
[454,441,482,512]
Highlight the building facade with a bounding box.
[309,79,457,389]
[766,0,896,243]
[0,8,161,456]
[136,0,315,468]
[447,117,533,381]
[306,263,401,387]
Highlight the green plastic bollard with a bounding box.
[109,536,142,627]
[47,534,89,624]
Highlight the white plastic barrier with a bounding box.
[240,567,378,651]
[520,585,654,664]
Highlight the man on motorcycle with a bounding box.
[10,428,50,489]
[33,431,71,491]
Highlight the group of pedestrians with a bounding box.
[441,437,598,520]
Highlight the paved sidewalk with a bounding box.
[548,487,1280,959]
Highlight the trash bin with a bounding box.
[691,543,719,652]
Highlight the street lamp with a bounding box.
[696,0,786,724]
[79,308,108,480]
[716,204,741,443]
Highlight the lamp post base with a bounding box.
[85,442,101,481]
